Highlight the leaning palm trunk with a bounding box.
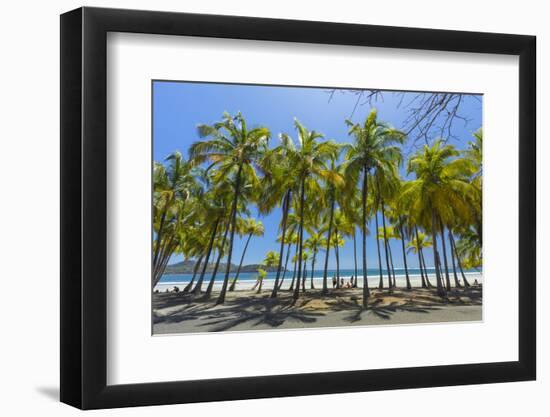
[288,240,299,291]
[294,177,306,300]
[152,198,169,270]
[361,167,370,307]
[192,218,220,294]
[204,249,222,297]
[388,241,397,288]
[431,210,447,297]
[379,197,393,290]
[278,243,292,290]
[335,228,341,289]
[439,219,452,291]
[217,164,243,305]
[301,260,307,293]
[183,255,203,293]
[322,190,335,295]
[251,278,260,291]
[353,233,358,287]
[415,227,427,288]
[450,233,470,287]
[420,248,433,287]
[375,212,384,289]
[206,220,231,298]
[230,231,253,292]
[448,230,462,288]
[400,225,412,290]
[272,190,291,298]
[152,235,176,287]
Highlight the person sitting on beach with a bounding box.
[474,279,479,286]
[345,281,351,288]
[340,278,344,288]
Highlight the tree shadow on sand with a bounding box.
[154,294,324,331]
[153,286,483,332]
[326,286,482,323]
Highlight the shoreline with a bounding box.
[155,272,483,293]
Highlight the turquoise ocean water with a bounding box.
[159,267,479,283]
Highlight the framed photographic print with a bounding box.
[60,6,536,409]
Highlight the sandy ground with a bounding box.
[153,286,482,334]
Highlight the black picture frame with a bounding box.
[60,6,536,410]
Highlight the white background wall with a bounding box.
[0,0,545,415]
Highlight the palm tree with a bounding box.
[392,216,412,290]
[344,109,405,306]
[189,112,270,304]
[252,251,279,293]
[259,137,299,298]
[281,119,339,300]
[407,230,432,288]
[377,225,398,288]
[300,251,311,292]
[319,158,345,294]
[401,139,476,297]
[449,231,471,286]
[255,268,267,293]
[277,231,298,290]
[229,219,264,291]
[331,231,345,287]
[305,232,326,289]
[152,152,202,287]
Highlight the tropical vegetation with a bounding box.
[153,109,482,307]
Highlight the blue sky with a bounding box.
[153,81,482,269]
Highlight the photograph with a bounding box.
[151,81,483,335]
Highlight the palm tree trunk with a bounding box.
[375,212,384,289]
[230,231,253,292]
[362,167,370,307]
[153,237,178,288]
[152,235,174,286]
[183,255,204,293]
[288,240,299,291]
[153,197,170,268]
[378,192,392,289]
[448,230,462,288]
[204,249,222,297]
[335,243,341,288]
[301,260,307,292]
[335,229,340,289]
[415,227,427,288]
[279,243,292,289]
[310,253,316,289]
[205,220,231,298]
[431,210,446,297]
[294,177,306,300]
[251,278,260,291]
[192,217,220,294]
[400,225,412,290]
[388,242,396,288]
[420,248,433,287]
[217,163,244,305]
[439,219,452,291]
[450,233,470,287]
[353,232,358,287]
[256,278,263,293]
[272,190,291,298]
[322,190,335,295]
